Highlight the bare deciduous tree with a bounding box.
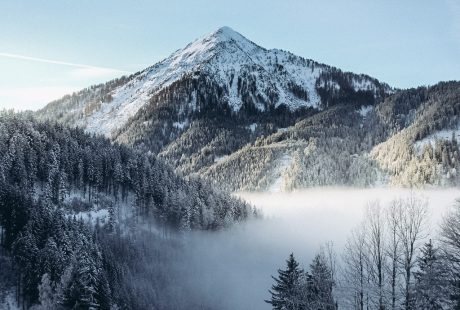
[342,225,369,310]
[395,195,428,310]
[365,201,387,310]
[386,199,402,310]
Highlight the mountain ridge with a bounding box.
[35,27,460,191]
[38,26,391,137]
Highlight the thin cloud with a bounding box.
[0,52,132,74]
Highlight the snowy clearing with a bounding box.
[268,154,292,192]
[414,125,460,154]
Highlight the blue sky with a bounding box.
[0,0,459,110]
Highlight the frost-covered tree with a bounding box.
[307,253,336,310]
[413,240,451,309]
[440,200,460,307]
[365,201,387,309]
[266,253,305,310]
[395,196,428,310]
[386,199,403,310]
[35,273,55,310]
[342,226,369,310]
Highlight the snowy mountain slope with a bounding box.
[370,81,460,186]
[200,81,460,191]
[34,26,414,192]
[38,26,391,138]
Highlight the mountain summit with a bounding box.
[36,26,422,192]
[39,26,391,137]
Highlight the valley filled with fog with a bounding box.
[178,188,460,310]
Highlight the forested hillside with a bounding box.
[35,27,393,192]
[33,28,459,191]
[37,79,460,192]
[0,112,255,309]
[371,81,460,186]
[202,82,460,191]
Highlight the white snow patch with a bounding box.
[73,209,109,225]
[247,123,257,133]
[214,155,229,163]
[277,127,288,133]
[173,121,188,130]
[268,154,292,192]
[352,78,376,92]
[358,105,373,117]
[414,125,460,154]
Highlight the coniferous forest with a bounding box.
[0,112,255,309]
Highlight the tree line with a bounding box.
[267,195,460,309]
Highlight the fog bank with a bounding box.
[179,188,460,310]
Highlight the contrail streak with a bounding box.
[0,52,132,74]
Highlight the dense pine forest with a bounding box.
[0,111,255,309]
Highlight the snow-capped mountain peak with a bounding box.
[205,26,257,46]
[39,26,391,138]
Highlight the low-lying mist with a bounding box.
[172,188,460,310]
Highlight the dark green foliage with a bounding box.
[267,253,336,310]
[0,114,254,231]
[315,70,387,108]
[0,113,255,309]
[307,254,335,310]
[413,240,451,309]
[10,200,109,308]
[266,253,305,310]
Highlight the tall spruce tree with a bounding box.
[266,253,305,310]
[413,240,451,309]
[307,254,336,310]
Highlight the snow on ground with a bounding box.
[352,78,376,92]
[276,127,288,133]
[173,121,188,130]
[73,209,109,226]
[358,105,373,117]
[414,125,460,154]
[74,27,388,137]
[214,155,229,163]
[0,291,20,310]
[268,154,292,192]
[247,123,257,133]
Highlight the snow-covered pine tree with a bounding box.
[307,253,336,310]
[266,253,305,310]
[36,273,55,310]
[413,240,452,309]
